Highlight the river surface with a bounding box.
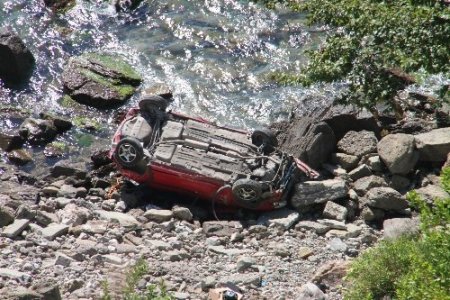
[0,0,335,170]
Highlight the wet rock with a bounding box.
[377,133,418,175]
[0,132,24,151]
[277,117,336,169]
[51,161,87,178]
[415,127,450,162]
[0,205,14,227]
[337,130,378,158]
[113,0,143,12]
[0,27,35,85]
[331,153,359,171]
[366,187,409,211]
[143,83,173,99]
[7,149,33,165]
[256,208,299,230]
[383,218,419,239]
[62,53,142,108]
[1,219,30,238]
[323,201,348,221]
[39,112,73,133]
[298,282,326,300]
[291,179,348,208]
[43,0,75,11]
[19,118,58,145]
[90,149,112,168]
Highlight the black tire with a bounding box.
[139,95,169,112]
[251,128,278,152]
[114,137,144,168]
[232,178,263,208]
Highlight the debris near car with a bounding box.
[209,286,243,300]
[110,95,319,211]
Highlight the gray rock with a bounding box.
[298,282,326,300]
[62,53,142,108]
[323,201,348,221]
[7,149,33,165]
[209,245,250,257]
[295,221,330,234]
[416,184,450,204]
[19,118,57,145]
[202,221,242,237]
[51,161,87,178]
[0,132,24,152]
[0,268,30,281]
[389,175,411,192]
[172,206,193,221]
[291,179,348,208]
[366,187,409,211]
[337,130,378,157]
[367,155,383,172]
[41,223,69,240]
[353,175,387,196]
[146,239,171,251]
[95,210,139,227]
[377,133,418,174]
[57,184,87,199]
[329,238,348,252]
[0,27,35,85]
[415,128,450,162]
[236,256,257,272]
[360,206,385,222]
[33,281,62,300]
[173,292,190,300]
[1,219,30,238]
[383,218,419,239]
[165,250,190,261]
[220,273,261,286]
[257,208,299,230]
[144,209,173,223]
[331,153,359,170]
[57,203,91,226]
[0,205,14,227]
[317,219,347,230]
[102,254,123,265]
[143,83,173,99]
[277,118,336,169]
[54,252,75,267]
[348,164,372,181]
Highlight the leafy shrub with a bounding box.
[101,258,173,300]
[344,168,450,300]
[262,0,450,112]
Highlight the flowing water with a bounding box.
[0,0,335,170]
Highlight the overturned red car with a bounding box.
[110,95,319,211]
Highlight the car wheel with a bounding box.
[114,137,144,168]
[251,128,278,152]
[139,95,169,112]
[232,178,262,208]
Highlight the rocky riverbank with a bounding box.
[1,99,450,299]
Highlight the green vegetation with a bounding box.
[344,168,450,300]
[265,0,450,112]
[101,258,173,300]
[84,53,142,84]
[73,115,102,131]
[79,68,136,100]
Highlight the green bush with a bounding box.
[101,258,173,300]
[344,168,450,300]
[262,0,450,112]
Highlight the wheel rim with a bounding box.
[236,187,257,201]
[118,142,137,163]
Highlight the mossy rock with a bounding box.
[62,53,142,109]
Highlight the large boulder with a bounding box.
[366,187,409,211]
[0,27,35,85]
[377,133,418,175]
[415,184,449,204]
[291,179,348,208]
[383,218,419,239]
[275,117,336,169]
[337,130,378,158]
[415,128,450,162]
[62,53,142,108]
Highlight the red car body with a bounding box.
[110,99,318,211]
